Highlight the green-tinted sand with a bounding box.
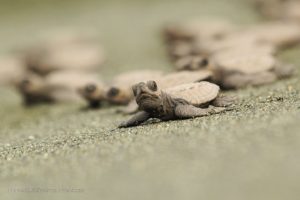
[0,0,300,199]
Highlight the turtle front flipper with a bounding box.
[175,105,225,119]
[118,111,150,128]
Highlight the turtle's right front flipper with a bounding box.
[118,111,150,128]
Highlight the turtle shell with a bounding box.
[246,22,300,48]
[254,0,283,19]
[0,56,25,86]
[45,71,101,102]
[23,32,105,75]
[165,81,219,106]
[283,1,300,22]
[165,19,235,42]
[212,52,276,74]
[157,70,212,89]
[38,43,105,72]
[194,33,260,55]
[212,42,276,59]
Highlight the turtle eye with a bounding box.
[85,84,96,93]
[107,87,120,97]
[21,79,31,88]
[147,80,158,91]
[200,58,209,67]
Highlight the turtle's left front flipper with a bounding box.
[118,111,150,128]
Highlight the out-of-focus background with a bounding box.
[0,0,300,199]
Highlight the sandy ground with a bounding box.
[0,0,300,199]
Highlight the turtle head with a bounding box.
[133,80,162,112]
[175,55,209,71]
[15,74,53,105]
[78,83,106,107]
[16,74,45,95]
[106,86,130,105]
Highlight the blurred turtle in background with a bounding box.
[20,30,106,76]
[163,19,236,60]
[15,71,100,106]
[254,0,300,22]
[190,22,300,57]
[78,70,164,110]
[177,50,294,89]
[106,70,163,105]
[77,80,108,108]
[164,20,298,89]
[0,55,26,86]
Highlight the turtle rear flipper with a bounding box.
[175,105,225,119]
[221,72,277,89]
[212,95,237,107]
[274,63,295,79]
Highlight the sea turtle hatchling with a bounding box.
[106,70,163,105]
[0,55,26,86]
[77,81,107,108]
[21,31,105,76]
[24,43,105,76]
[164,20,236,60]
[118,81,234,128]
[210,52,295,89]
[244,22,300,49]
[174,42,276,71]
[120,70,213,114]
[163,19,236,43]
[174,50,295,89]
[254,0,300,21]
[15,71,99,105]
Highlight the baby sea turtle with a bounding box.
[106,70,163,105]
[210,52,295,89]
[164,19,236,43]
[164,20,236,60]
[120,70,213,114]
[118,81,234,128]
[191,22,300,56]
[254,0,300,21]
[196,34,276,57]
[24,43,105,76]
[245,22,300,49]
[281,1,300,22]
[16,71,99,105]
[21,31,105,76]
[177,52,294,89]
[0,55,25,86]
[77,81,107,108]
[254,0,284,19]
[174,42,276,71]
